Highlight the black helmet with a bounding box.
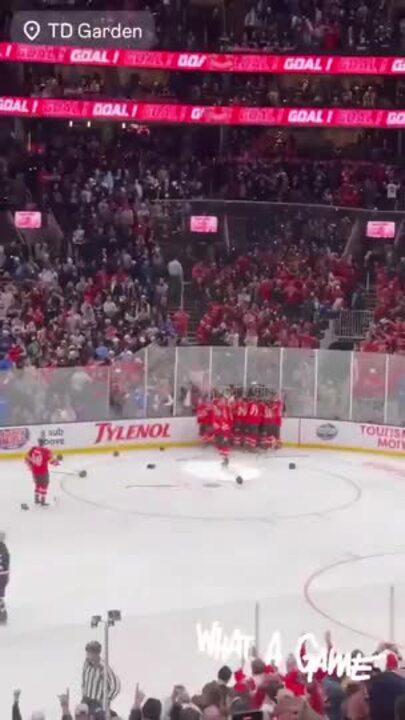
[85,640,102,654]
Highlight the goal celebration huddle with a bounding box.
[196,392,284,464]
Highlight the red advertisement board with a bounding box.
[0,42,404,75]
[1,96,405,128]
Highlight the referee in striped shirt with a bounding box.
[81,640,121,713]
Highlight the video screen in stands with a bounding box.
[190,216,218,233]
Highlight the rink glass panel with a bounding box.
[351,352,387,424]
[0,365,110,426]
[245,347,281,396]
[211,347,246,396]
[174,346,211,416]
[316,350,351,420]
[0,347,402,427]
[109,350,146,420]
[145,346,176,418]
[281,349,316,417]
[386,354,405,426]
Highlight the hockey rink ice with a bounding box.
[1,446,405,717]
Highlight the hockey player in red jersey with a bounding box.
[233,396,248,447]
[245,395,261,450]
[259,394,276,449]
[25,438,59,506]
[272,395,284,449]
[212,396,233,466]
[228,390,242,450]
[259,398,271,449]
[196,397,212,445]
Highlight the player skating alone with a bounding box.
[25,438,59,506]
[0,531,9,624]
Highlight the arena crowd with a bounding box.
[10,636,405,720]
[0,121,403,379]
[17,70,405,113]
[1,0,398,53]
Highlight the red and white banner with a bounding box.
[2,96,405,127]
[0,417,200,456]
[0,416,404,457]
[366,221,396,239]
[0,416,300,457]
[0,42,404,75]
[15,210,42,229]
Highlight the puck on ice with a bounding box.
[289,463,296,470]
[236,476,243,485]
[113,451,120,457]
[21,503,29,511]
[56,454,63,462]
[79,470,87,478]
[147,464,156,469]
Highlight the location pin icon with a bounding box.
[23,20,41,42]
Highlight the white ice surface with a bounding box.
[1,447,405,718]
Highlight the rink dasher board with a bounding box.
[0,417,404,459]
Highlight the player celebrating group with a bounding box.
[25,438,59,507]
[196,390,284,463]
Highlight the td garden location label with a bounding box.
[12,11,155,49]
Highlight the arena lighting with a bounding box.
[1,96,405,128]
[0,42,405,75]
[90,610,122,720]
